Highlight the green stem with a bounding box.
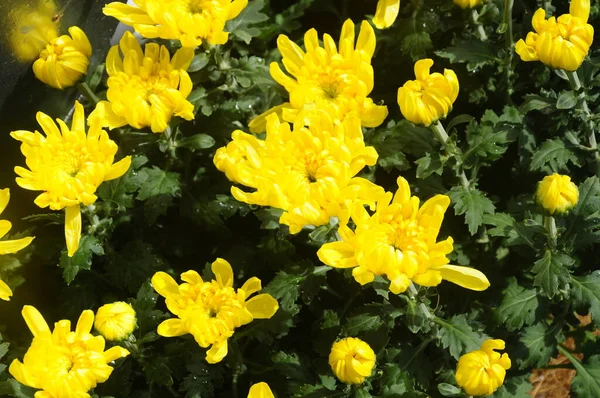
[431,122,470,188]
[544,215,557,245]
[407,283,433,320]
[471,10,487,41]
[76,82,100,105]
[503,0,515,101]
[567,71,582,91]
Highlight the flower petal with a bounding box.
[241,276,262,297]
[75,309,95,338]
[438,264,490,291]
[0,189,9,215]
[248,382,275,398]
[0,237,35,255]
[65,204,82,257]
[245,294,279,319]
[212,258,234,288]
[157,319,187,337]
[105,156,132,181]
[0,279,12,301]
[104,346,130,362]
[373,0,401,29]
[22,305,51,338]
[151,272,180,297]
[206,339,228,364]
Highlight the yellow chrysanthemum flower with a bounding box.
[8,0,59,62]
[88,31,195,134]
[152,258,279,364]
[95,302,137,341]
[318,176,489,294]
[0,189,35,301]
[249,19,388,133]
[247,382,274,398]
[103,0,248,48]
[215,112,383,234]
[456,339,511,396]
[329,337,375,385]
[11,101,132,257]
[397,58,459,126]
[536,174,579,215]
[9,306,130,397]
[453,0,484,9]
[515,0,593,71]
[32,26,92,89]
[373,0,400,29]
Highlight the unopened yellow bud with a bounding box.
[536,174,579,215]
[329,337,375,384]
[456,339,511,396]
[94,302,137,341]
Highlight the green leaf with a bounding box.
[98,155,148,211]
[188,52,209,72]
[435,314,486,359]
[449,186,495,235]
[437,383,463,397]
[402,32,432,60]
[136,167,181,201]
[570,271,600,327]
[353,389,372,398]
[493,374,533,398]
[59,235,104,284]
[415,152,446,179]
[0,379,37,398]
[463,112,518,165]
[436,39,498,71]
[495,279,541,331]
[530,139,578,172]
[520,94,555,114]
[177,134,215,149]
[379,364,414,395]
[556,90,578,109]
[226,0,269,44]
[518,322,557,369]
[570,354,600,397]
[531,250,573,298]
[262,271,304,312]
[86,63,105,92]
[343,313,382,335]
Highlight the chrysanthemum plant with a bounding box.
[1,0,600,397]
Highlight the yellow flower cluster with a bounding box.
[329,337,376,384]
[152,258,279,363]
[89,31,195,134]
[11,101,131,257]
[516,0,593,71]
[536,174,579,215]
[456,339,511,396]
[318,177,489,294]
[9,306,130,397]
[215,112,383,233]
[103,0,248,48]
[249,19,388,133]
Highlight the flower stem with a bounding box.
[502,0,515,101]
[543,215,557,245]
[431,121,470,188]
[76,82,100,105]
[407,282,433,320]
[471,10,487,41]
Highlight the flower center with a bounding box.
[321,83,339,100]
[389,218,422,252]
[188,0,204,14]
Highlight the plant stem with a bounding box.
[502,0,515,101]
[471,10,487,41]
[543,215,557,245]
[76,82,100,105]
[407,283,433,320]
[431,122,470,188]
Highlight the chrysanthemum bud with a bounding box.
[453,0,484,8]
[456,339,511,396]
[536,174,579,215]
[94,302,137,341]
[247,382,274,398]
[329,337,375,384]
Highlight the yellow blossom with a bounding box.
[215,112,383,234]
[247,382,274,398]
[536,174,579,215]
[397,58,459,126]
[152,258,279,364]
[249,19,388,133]
[8,0,59,62]
[318,176,489,294]
[88,31,195,134]
[329,337,375,384]
[11,101,132,257]
[32,26,92,89]
[94,302,137,341]
[453,0,484,9]
[0,189,35,301]
[9,306,129,398]
[515,0,593,71]
[373,0,400,29]
[456,339,511,396]
[103,0,248,48]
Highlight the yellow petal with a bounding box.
[0,278,12,301]
[0,188,9,215]
[157,319,188,337]
[248,103,289,133]
[373,0,401,29]
[245,294,279,319]
[72,100,86,134]
[152,272,180,297]
[206,339,228,364]
[570,0,590,23]
[105,156,132,181]
[65,204,81,257]
[0,237,35,255]
[229,0,249,19]
[212,258,234,288]
[241,276,262,297]
[414,58,434,81]
[247,382,275,398]
[438,264,490,291]
[180,270,202,285]
[9,360,39,388]
[171,48,195,70]
[105,45,123,76]
[22,305,50,338]
[317,241,358,268]
[75,309,95,338]
[356,21,376,59]
[104,346,130,362]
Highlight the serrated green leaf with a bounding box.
[570,354,600,397]
[531,250,573,298]
[59,235,104,284]
[530,139,578,172]
[0,379,37,398]
[98,155,148,211]
[402,32,432,60]
[136,167,181,201]
[415,152,445,179]
[436,39,499,71]
[435,314,485,359]
[354,389,372,398]
[343,313,381,335]
[226,0,269,44]
[464,117,517,165]
[556,90,578,109]
[493,374,533,398]
[570,271,600,327]
[449,187,495,235]
[262,271,304,312]
[495,279,540,331]
[379,364,413,395]
[518,322,557,369]
[520,94,555,113]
